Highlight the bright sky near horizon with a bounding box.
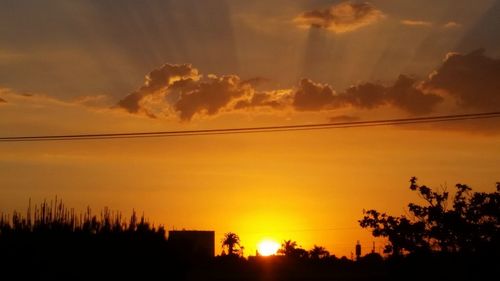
[1,0,500,257]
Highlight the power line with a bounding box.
[1,111,499,142]
[236,227,360,235]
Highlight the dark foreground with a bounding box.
[1,180,498,280]
[0,241,498,281]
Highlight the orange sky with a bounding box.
[1,102,499,256]
[1,0,500,257]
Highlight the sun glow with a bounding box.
[257,239,280,256]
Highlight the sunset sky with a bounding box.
[1,0,500,257]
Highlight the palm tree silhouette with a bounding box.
[309,245,330,259]
[221,232,240,256]
[278,240,298,256]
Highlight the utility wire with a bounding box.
[1,111,499,142]
[236,227,360,235]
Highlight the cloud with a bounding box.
[116,50,497,125]
[174,75,252,121]
[121,65,426,120]
[118,64,281,120]
[341,82,387,109]
[295,2,384,33]
[401,20,462,29]
[0,88,116,111]
[117,64,291,120]
[292,75,442,114]
[234,90,291,110]
[118,64,199,115]
[443,21,461,29]
[401,20,433,27]
[118,69,441,120]
[72,95,113,108]
[423,49,500,111]
[293,79,338,110]
[386,75,443,115]
[0,88,178,139]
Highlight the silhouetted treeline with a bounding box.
[0,178,499,281]
[359,178,500,280]
[360,178,500,256]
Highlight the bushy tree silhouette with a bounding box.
[360,177,500,256]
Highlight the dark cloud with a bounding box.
[386,75,443,115]
[292,75,442,114]
[118,64,198,114]
[295,2,384,33]
[423,49,500,111]
[293,79,338,111]
[175,75,252,121]
[117,92,144,114]
[456,1,500,57]
[117,50,499,122]
[117,65,277,120]
[342,82,387,109]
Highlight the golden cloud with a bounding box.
[294,2,385,33]
[400,20,433,27]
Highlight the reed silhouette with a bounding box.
[0,198,169,280]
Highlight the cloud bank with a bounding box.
[292,75,442,114]
[117,64,285,121]
[116,50,500,129]
[294,2,384,33]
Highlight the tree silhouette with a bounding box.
[278,240,308,258]
[221,232,241,256]
[278,240,297,256]
[309,245,330,259]
[360,177,500,256]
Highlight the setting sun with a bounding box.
[257,240,280,256]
